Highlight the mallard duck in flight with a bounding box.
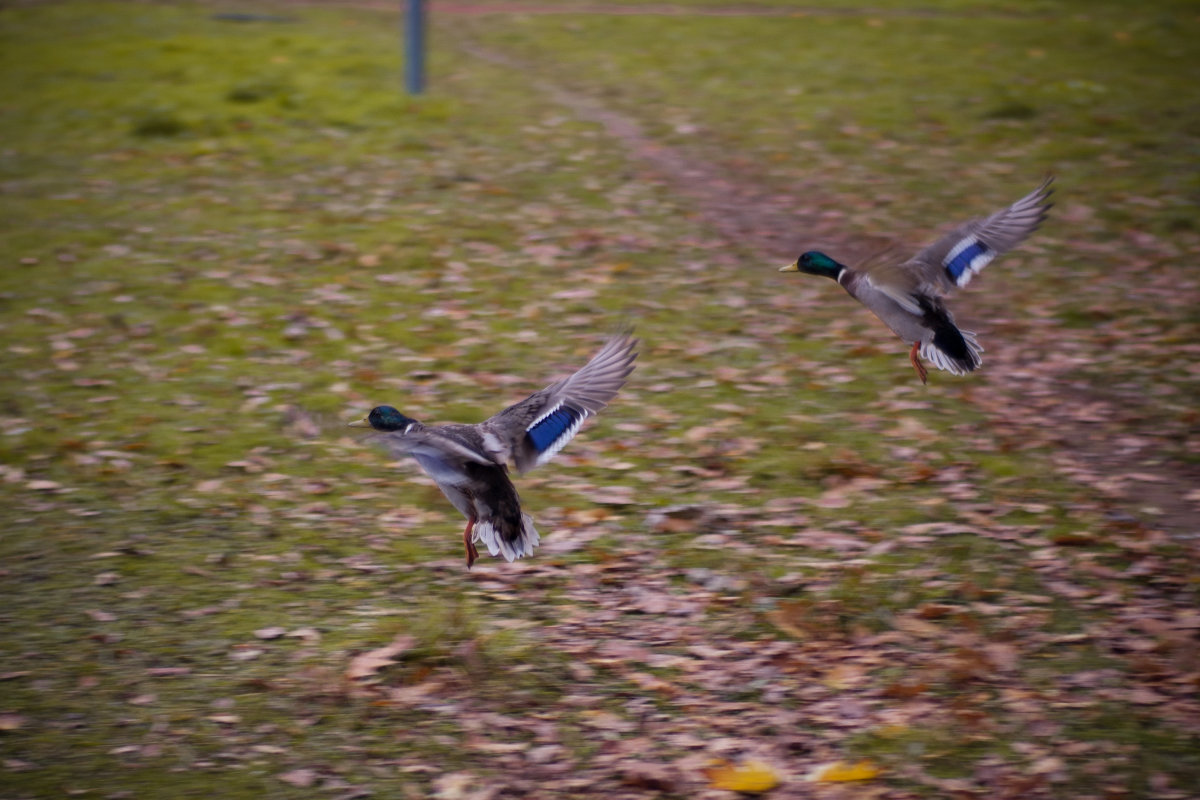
[780,178,1053,383]
[350,332,637,567]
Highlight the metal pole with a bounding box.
[404,0,425,95]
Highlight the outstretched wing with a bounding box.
[910,176,1054,292]
[370,422,497,468]
[480,332,638,473]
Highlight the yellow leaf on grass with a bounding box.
[704,759,781,793]
[807,759,881,782]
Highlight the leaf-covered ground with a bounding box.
[1,2,1197,798]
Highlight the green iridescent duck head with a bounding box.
[779,250,846,280]
[348,405,417,432]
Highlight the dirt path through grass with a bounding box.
[445,20,1199,541]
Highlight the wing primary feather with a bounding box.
[910,176,1055,293]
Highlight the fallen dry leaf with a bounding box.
[1129,687,1168,705]
[345,634,416,680]
[431,771,477,799]
[387,680,444,704]
[0,713,27,732]
[254,626,287,640]
[765,600,809,639]
[206,714,241,725]
[622,761,678,792]
[93,572,120,586]
[277,768,319,788]
[822,663,867,690]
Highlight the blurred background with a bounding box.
[1,0,1197,797]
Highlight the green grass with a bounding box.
[2,1,1198,798]
[470,6,1200,233]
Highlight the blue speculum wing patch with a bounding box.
[945,240,991,282]
[527,407,582,454]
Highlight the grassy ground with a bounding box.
[1,2,1198,798]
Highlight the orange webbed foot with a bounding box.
[463,518,478,569]
[909,342,928,385]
